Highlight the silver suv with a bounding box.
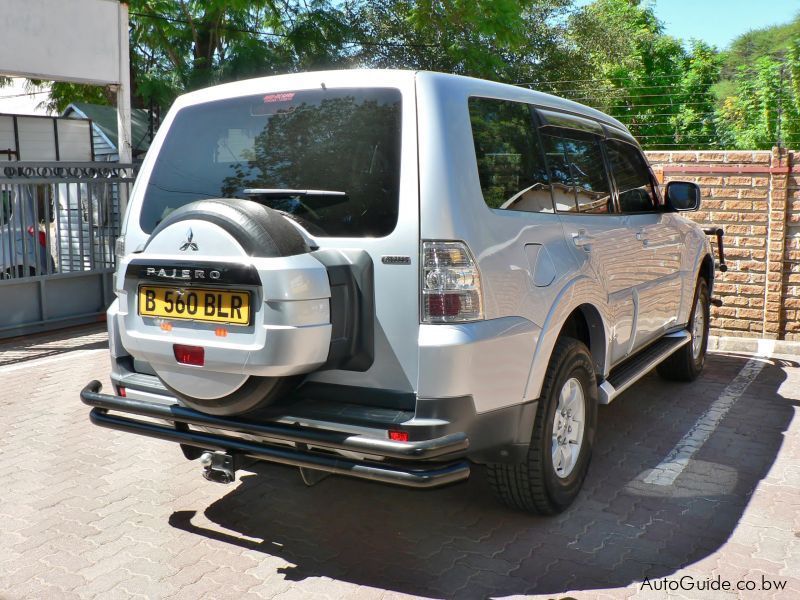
[82,70,715,513]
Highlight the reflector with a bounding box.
[173,344,204,366]
[388,430,409,442]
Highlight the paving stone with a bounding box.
[1,329,799,599]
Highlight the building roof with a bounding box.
[62,102,152,157]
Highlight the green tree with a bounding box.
[672,41,723,148]
[566,0,721,149]
[355,0,581,84]
[716,42,800,150]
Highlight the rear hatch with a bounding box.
[119,71,421,406]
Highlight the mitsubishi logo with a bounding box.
[179,229,198,251]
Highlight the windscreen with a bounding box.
[140,88,402,237]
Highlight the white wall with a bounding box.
[0,0,121,85]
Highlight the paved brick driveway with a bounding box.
[0,325,798,599]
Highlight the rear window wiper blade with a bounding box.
[243,188,347,198]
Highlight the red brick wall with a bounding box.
[645,148,798,341]
[786,166,800,340]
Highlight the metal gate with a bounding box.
[0,162,136,338]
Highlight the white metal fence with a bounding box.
[0,162,136,338]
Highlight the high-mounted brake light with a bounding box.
[173,344,204,366]
[422,241,483,323]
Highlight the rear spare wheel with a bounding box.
[119,199,333,415]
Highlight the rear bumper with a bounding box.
[80,380,470,489]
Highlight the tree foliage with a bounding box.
[355,0,580,84]
[565,0,721,148]
[6,0,800,150]
[717,43,800,149]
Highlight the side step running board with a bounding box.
[598,331,691,405]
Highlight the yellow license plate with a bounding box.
[138,286,251,325]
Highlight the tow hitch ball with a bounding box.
[200,451,236,484]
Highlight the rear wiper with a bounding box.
[243,188,346,198]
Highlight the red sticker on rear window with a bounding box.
[263,92,295,103]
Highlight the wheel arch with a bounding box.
[700,253,714,291]
[560,304,606,377]
[523,275,611,401]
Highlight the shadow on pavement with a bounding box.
[169,353,798,598]
[0,324,107,366]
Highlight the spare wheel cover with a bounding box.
[142,198,311,415]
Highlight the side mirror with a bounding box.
[664,181,701,212]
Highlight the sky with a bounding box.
[575,0,800,49]
[652,0,799,49]
[0,78,51,116]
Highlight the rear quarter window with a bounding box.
[468,97,554,214]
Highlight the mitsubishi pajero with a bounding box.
[82,70,717,513]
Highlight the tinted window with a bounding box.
[541,128,612,214]
[605,139,657,213]
[540,130,577,212]
[140,88,402,237]
[469,98,553,214]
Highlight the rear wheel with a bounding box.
[657,277,709,382]
[488,337,597,514]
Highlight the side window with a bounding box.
[540,127,612,214]
[468,98,553,214]
[605,139,658,213]
[539,130,577,212]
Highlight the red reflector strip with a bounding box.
[388,430,409,442]
[118,386,126,397]
[426,293,462,317]
[173,344,204,366]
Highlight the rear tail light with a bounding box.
[173,344,205,366]
[115,235,126,262]
[422,241,483,323]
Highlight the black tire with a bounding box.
[657,277,709,382]
[488,337,597,514]
[146,198,310,415]
[147,198,310,258]
[161,375,301,416]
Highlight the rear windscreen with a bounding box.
[140,88,402,237]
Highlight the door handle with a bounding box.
[635,229,649,246]
[572,229,593,249]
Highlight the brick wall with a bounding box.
[645,148,799,341]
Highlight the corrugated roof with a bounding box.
[62,102,153,157]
